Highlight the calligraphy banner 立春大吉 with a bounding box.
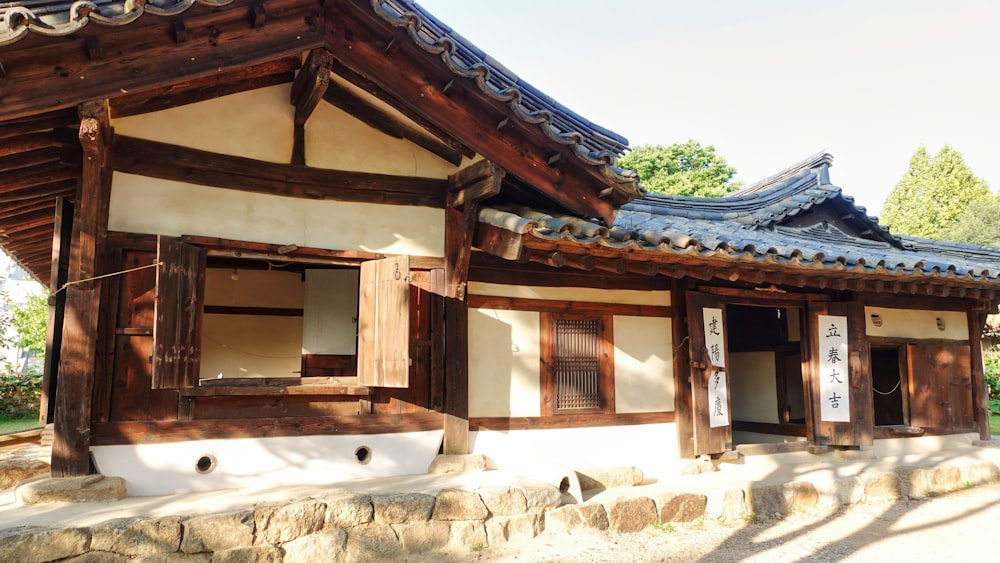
[818,314,850,422]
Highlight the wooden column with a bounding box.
[969,309,991,440]
[39,198,74,425]
[671,280,695,458]
[443,297,469,454]
[51,100,112,477]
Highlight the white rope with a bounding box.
[873,379,902,396]
[55,261,163,295]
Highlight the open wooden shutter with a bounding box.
[908,343,973,431]
[808,302,873,446]
[686,291,733,455]
[152,236,205,389]
[357,255,410,388]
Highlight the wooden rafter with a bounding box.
[445,160,505,299]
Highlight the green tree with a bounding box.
[938,194,1000,247]
[618,140,742,197]
[881,145,991,239]
[8,293,47,357]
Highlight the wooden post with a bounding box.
[51,100,112,477]
[443,297,469,454]
[672,280,696,458]
[970,309,991,440]
[445,161,504,299]
[39,198,73,425]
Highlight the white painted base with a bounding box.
[91,431,443,496]
[470,423,680,485]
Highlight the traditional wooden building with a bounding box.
[2,1,997,496]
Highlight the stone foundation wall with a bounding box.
[3,459,1000,562]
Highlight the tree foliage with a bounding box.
[938,194,1000,247]
[8,293,47,355]
[618,140,742,198]
[881,145,991,239]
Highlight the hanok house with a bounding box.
[0,1,997,497]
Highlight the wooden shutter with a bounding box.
[686,291,733,455]
[808,302,873,446]
[908,343,973,431]
[357,255,411,388]
[152,236,205,389]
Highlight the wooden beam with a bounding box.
[113,135,447,207]
[473,223,525,262]
[0,0,324,123]
[323,78,463,165]
[326,9,619,223]
[0,180,77,205]
[110,57,301,118]
[52,100,113,477]
[445,160,505,299]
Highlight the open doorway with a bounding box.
[871,346,907,426]
[727,304,808,445]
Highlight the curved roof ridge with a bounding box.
[376,0,638,187]
[735,150,833,195]
[624,166,830,218]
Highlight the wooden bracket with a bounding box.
[290,49,334,164]
[445,160,506,299]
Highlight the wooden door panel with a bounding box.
[686,291,732,455]
[909,343,974,431]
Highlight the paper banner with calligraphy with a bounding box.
[708,369,729,427]
[818,314,850,422]
[702,308,725,368]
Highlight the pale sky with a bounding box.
[417,0,1000,216]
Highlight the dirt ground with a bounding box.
[451,481,1000,562]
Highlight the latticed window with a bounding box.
[541,313,613,415]
[554,318,601,411]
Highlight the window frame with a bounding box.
[539,311,615,416]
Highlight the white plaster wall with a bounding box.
[108,174,445,257]
[112,84,463,177]
[613,316,674,413]
[468,308,541,418]
[91,431,443,496]
[865,307,968,340]
[471,423,680,481]
[303,269,359,355]
[306,96,459,177]
[468,282,670,306]
[730,351,779,423]
[113,86,295,163]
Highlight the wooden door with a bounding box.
[908,343,973,431]
[808,302,873,446]
[686,291,732,455]
[357,255,411,388]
